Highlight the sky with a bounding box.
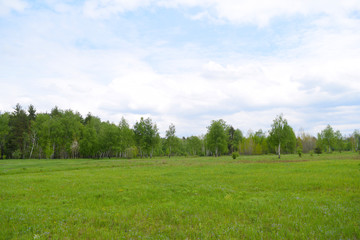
[1,0,360,137]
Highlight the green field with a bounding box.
[1,153,359,239]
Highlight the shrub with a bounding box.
[12,149,22,159]
[297,147,302,157]
[125,147,138,159]
[232,152,239,159]
[314,147,322,155]
[309,150,314,157]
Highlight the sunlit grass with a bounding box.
[1,153,359,239]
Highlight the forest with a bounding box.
[0,104,359,159]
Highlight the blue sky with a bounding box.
[1,0,360,137]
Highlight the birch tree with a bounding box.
[206,119,228,157]
[352,130,360,151]
[318,125,335,153]
[165,123,176,158]
[118,117,134,158]
[133,117,159,158]
[268,114,295,158]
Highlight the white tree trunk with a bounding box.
[278,143,281,159]
[29,132,36,159]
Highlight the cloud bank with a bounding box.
[1,0,360,136]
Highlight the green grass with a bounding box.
[1,153,359,239]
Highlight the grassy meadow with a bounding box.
[1,153,359,239]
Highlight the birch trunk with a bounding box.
[29,132,36,159]
[278,143,281,159]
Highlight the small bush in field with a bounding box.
[232,152,239,159]
[314,147,322,155]
[297,147,302,157]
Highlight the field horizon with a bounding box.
[1,152,359,239]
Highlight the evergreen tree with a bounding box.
[7,104,29,158]
[0,112,10,159]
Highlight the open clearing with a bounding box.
[1,153,359,239]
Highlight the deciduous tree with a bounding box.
[268,114,296,158]
[118,117,135,158]
[165,123,176,158]
[318,125,335,153]
[206,119,228,157]
[133,117,159,158]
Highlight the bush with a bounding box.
[309,150,314,157]
[12,149,22,159]
[125,147,138,159]
[232,152,239,159]
[314,147,322,155]
[297,147,302,157]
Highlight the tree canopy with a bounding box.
[268,114,296,158]
[206,119,228,157]
[0,104,356,159]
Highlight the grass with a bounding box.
[1,152,359,239]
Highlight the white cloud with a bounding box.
[83,0,153,18]
[2,27,360,136]
[1,0,360,137]
[83,0,360,26]
[0,0,27,16]
[208,0,360,26]
[311,106,360,136]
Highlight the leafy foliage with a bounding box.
[317,125,347,153]
[0,104,357,159]
[134,117,160,158]
[165,123,176,158]
[206,119,228,157]
[268,114,296,158]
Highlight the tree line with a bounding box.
[0,104,359,159]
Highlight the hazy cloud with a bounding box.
[0,0,27,16]
[83,0,360,26]
[1,0,360,136]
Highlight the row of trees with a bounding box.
[0,104,359,159]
